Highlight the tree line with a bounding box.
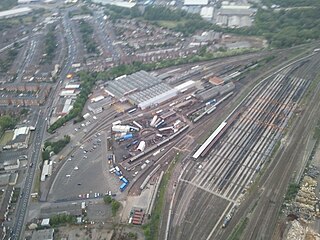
[104,4,320,48]
[43,25,57,64]
[42,135,70,160]
[0,115,16,137]
[79,20,99,54]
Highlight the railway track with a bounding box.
[168,54,320,240]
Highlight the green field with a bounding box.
[0,130,13,145]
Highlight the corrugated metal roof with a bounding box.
[184,0,208,5]
[0,7,32,18]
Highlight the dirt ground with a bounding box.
[54,224,145,240]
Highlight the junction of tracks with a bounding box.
[164,52,320,240]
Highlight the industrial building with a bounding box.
[3,126,31,149]
[0,7,32,19]
[18,0,39,3]
[87,97,112,114]
[105,71,178,110]
[216,4,255,28]
[200,6,214,21]
[3,159,20,171]
[196,82,235,101]
[91,0,136,8]
[184,0,208,6]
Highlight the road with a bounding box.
[10,8,79,240]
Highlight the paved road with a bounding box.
[11,8,79,239]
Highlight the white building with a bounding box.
[200,7,214,20]
[4,159,20,171]
[184,0,208,5]
[91,0,136,8]
[0,7,32,19]
[138,89,178,110]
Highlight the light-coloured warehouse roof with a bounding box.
[65,83,80,89]
[106,70,176,107]
[91,0,136,8]
[13,126,29,140]
[200,6,214,19]
[0,7,32,19]
[184,0,208,5]
[174,80,196,92]
[138,89,178,110]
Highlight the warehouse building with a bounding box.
[216,4,255,28]
[184,0,208,6]
[200,6,214,21]
[105,71,178,110]
[3,126,31,149]
[91,0,136,8]
[0,7,32,19]
[88,97,112,114]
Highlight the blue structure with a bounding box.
[120,182,128,191]
[123,133,133,140]
[121,177,129,184]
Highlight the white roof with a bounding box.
[0,7,32,18]
[184,0,208,5]
[137,141,146,152]
[60,89,76,96]
[91,0,136,8]
[138,89,178,110]
[41,218,50,226]
[62,99,73,113]
[41,160,49,181]
[91,95,104,103]
[200,6,214,19]
[13,126,29,140]
[193,122,227,159]
[221,5,251,9]
[65,84,80,89]
[174,80,196,92]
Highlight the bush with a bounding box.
[49,213,76,227]
[42,135,70,160]
[111,200,121,216]
[103,195,112,204]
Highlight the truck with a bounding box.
[115,171,121,176]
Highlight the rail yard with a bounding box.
[164,51,320,240]
[1,0,320,238]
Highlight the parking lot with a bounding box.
[47,132,120,202]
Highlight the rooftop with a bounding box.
[184,0,208,5]
[0,7,32,19]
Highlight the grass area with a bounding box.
[284,183,300,202]
[301,73,320,105]
[143,152,180,240]
[0,130,13,145]
[227,217,249,240]
[11,188,21,204]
